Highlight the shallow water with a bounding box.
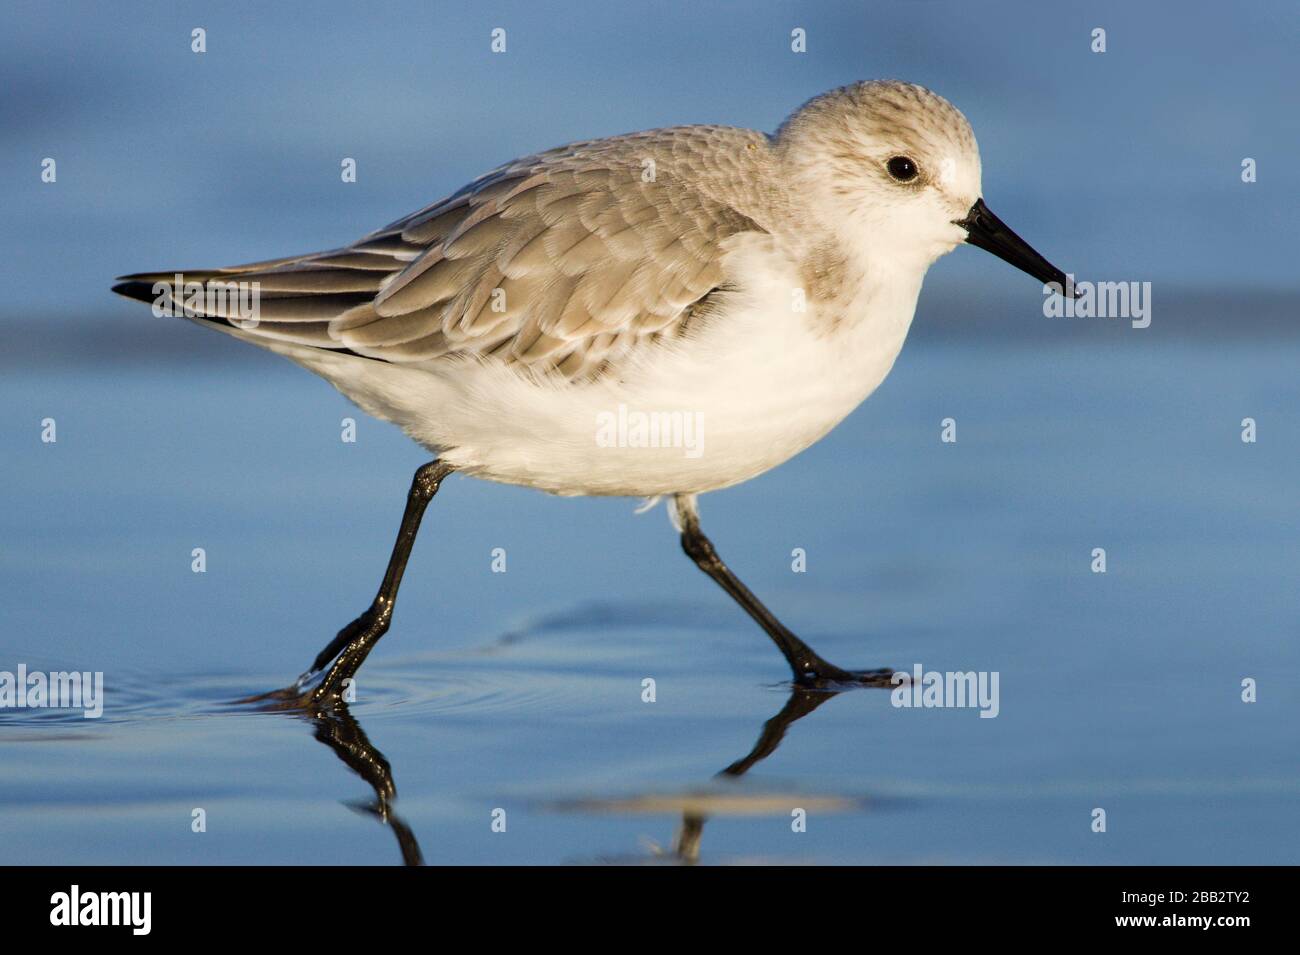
[2,323,1297,865]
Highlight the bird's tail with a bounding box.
[111,242,407,351]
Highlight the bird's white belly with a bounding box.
[414,289,917,496]
[277,254,924,497]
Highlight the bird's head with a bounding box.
[776,80,1071,292]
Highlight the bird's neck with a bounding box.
[795,224,929,334]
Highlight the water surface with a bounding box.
[2,316,1297,864]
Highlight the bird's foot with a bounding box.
[235,604,388,711]
[233,659,345,712]
[233,671,327,711]
[791,657,895,690]
[233,683,313,711]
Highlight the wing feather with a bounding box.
[116,126,772,378]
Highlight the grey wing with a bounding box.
[118,128,768,380]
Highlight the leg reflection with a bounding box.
[672,680,889,863]
[307,701,424,866]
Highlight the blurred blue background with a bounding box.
[1,1,1297,865]
[3,0,1298,320]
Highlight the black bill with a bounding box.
[955,198,1076,296]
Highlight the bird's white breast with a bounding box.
[281,238,926,497]
[409,241,923,496]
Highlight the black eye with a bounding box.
[887,156,918,182]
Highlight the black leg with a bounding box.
[303,460,455,704]
[674,495,892,686]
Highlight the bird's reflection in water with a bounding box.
[673,684,848,863]
[242,686,425,865]
[245,669,890,866]
[557,670,893,865]
[308,701,424,865]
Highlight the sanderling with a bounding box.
[113,80,1073,704]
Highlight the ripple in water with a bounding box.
[0,602,695,729]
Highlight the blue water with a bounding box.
[3,301,1296,864]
